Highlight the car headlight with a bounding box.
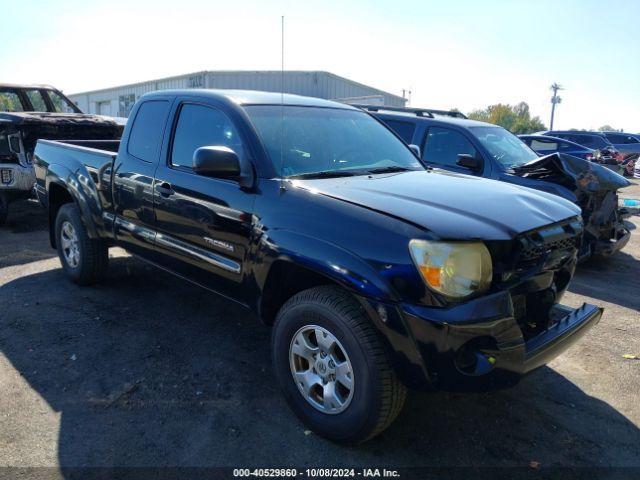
[409,240,492,300]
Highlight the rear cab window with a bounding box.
[127,100,171,163]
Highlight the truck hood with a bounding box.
[512,153,630,193]
[0,111,120,127]
[292,169,581,240]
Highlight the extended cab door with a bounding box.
[152,100,256,305]
[421,126,484,176]
[112,98,172,258]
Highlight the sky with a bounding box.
[1,0,639,131]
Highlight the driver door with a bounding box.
[152,100,256,305]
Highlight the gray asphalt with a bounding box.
[0,185,639,472]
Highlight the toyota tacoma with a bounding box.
[33,90,602,443]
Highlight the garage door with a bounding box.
[97,101,112,116]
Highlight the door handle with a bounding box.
[156,181,174,197]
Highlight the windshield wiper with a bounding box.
[366,166,413,174]
[288,170,363,179]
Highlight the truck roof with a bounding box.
[0,83,58,90]
[372,109,492,128]
[140,89,357,109]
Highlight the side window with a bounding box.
[558,140,578,152]
[577,135,607,149]
[530,139,558,152]
[170,103,243,170]
[127,100,170,163]
[25,90,48,112]
[382,119,416,144]
[608,134,639,144]
[0,90,24,112]
[422,127,477,167]
[47,90,78,113]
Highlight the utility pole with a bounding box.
[549,83,563,130]
[402,88,412,106]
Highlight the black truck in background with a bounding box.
[0,83,122,224]
[33,89,602,443]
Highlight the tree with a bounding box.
[598,125,621,132]
[468,102,546,134]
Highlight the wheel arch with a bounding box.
[255,231,398,325]
[45,164,100,248]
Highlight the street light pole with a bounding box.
[550,83,563,130]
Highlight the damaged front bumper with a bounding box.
[0,163,35,196]
[365,290,603,391]
[592,226,631,257]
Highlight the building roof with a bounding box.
[68,70,405,103]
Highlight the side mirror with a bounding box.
[193,146,241,178]
[408,144,421,158]
[456,153,483,171]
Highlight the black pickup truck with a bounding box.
[0,83,122,224]
[33,89,602,443]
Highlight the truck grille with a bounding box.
[520,236,578,261]
[516,217,582,270]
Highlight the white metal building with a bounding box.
[69,70,407,117]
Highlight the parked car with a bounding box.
[33,89,602,443]
[366,106,630,259]
[600,131,640,158]
[0,83,122,225]
[520,134,625,174]
[541,130,635,176]
[519,134,596,161]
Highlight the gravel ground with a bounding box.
[0,183,639,474]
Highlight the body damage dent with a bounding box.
[513,153,630,255]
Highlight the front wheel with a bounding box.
[272,286,406,444]
[55,203,109,285]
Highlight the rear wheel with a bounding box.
[55,203,109,285]
[272,285,406,444]
[0,193,9,225]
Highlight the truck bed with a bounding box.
[33,139,121,243]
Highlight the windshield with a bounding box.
[244,106,423,178]
[471,126,539,168]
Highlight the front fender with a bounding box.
[254,229,399,302]
[45,163,102,239]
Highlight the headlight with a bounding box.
[409,240,492,300]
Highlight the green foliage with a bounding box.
[0,92,23,112]
[598,125,621,132]
[467,102,546,134]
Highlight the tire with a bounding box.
[55,203,109,285]
[272,285,406,444]
[0,193,9,226]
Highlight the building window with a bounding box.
[118,94,136,117]
[188,74,205,88]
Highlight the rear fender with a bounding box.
[45,163,102,240]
